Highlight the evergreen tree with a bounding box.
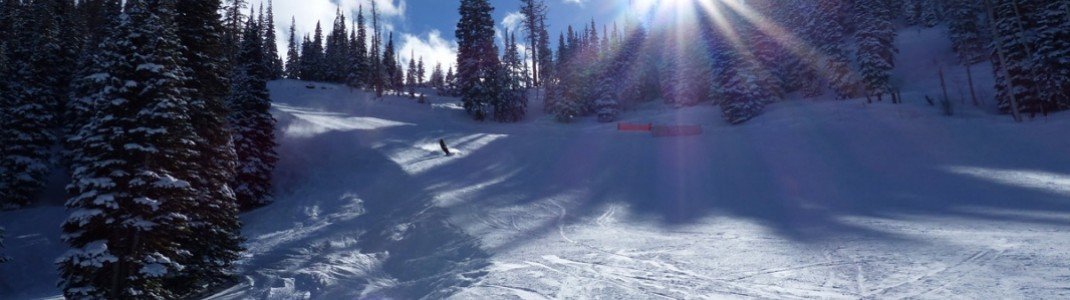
[903,0,921,25]
[349,6,369,88]
[456,0,507,121]
[719,55,773,124]
[308,21,325,81]
[174,0,244,292]
[444,66,456,96]
[228,7,278,210]
[0,0,71,208]
[948,0,988,65]
[262,1,282,79]
[855,0,898,102]
[536,16,554,86]
[406,52,417,97]
[382,32,399,93]
[920,0,944,27]
[519,0,547,86]
[324,7,348,83]
[59,1,202,297]
[496,30,527,122]
[298,34,313,80]
[990,0,1042,113]
[285,17,300,79]
[417,57,425,86]
[1033,0,1070,110]
[222,0,246,61]
[370,1,384,96]
[430,62,445,90]
[815,0,857,99]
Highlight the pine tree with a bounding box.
[536,16,554,86]
[324,7,348,83]
[496,30,527,122]
[285,17,300,79]
[920,0,944,27]
[430,62,444,90]
[519,0,547,86]
[856,0,898,102]
[305,21,325,81]
[417,57,425,86]
[903,0,921,25]
[228,7,278,210]
[949,0,988,65]
[1033,0,1070,110]
[456,0,508,121]
[298,34,313,80]
[990,0,1042,114]
[406,52,417,97]
[815,0,856,99]
[444,66,456,96]
[262,1,282,80]
[382,32,398,93]
[349,6,369,88]
[0,0,67,208]
[222,0,246,61]
[370,1,383,96]
[719,56,773,125]
[174,0,244,292]
[59,1,202,297]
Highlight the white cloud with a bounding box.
[501,11,525,33]
[562,0,585,5]
[399,30,458,73]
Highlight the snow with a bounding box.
[3,27,1070,299]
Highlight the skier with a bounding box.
[439,139,452,156]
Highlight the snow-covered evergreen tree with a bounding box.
[495,30,527,122]
[430,62,444,90]
[228,9,278,210]
[406,53,417,98]
[719,57,773,125]
[990,0,1042,114]
[0,0,66,208]
[1033,0,1070,110]
[417,57,425,86]
[347,6,368,88]
[815,0,857,99]
[285,17,300,79]
[920,0,944,27]
[222,0,247,61]
[262,1,283,80]
[382,32,399,93]
[59,1,203,297]
[174,0,244,292]
[455,0,505,121]
[855,0,898,102]
[948,0,988,65]
[324,8,348,83]
[299,22,324,81]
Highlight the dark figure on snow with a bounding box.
[439,139,452,156]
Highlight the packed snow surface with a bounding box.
[2,28,1070,299]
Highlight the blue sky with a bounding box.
[271,0,632,72]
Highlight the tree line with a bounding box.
[0,0,278,298]
[452,0,1068,125]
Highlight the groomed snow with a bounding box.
[1,27,1069,300]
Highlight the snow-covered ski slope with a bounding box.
[2,27,1070,300]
